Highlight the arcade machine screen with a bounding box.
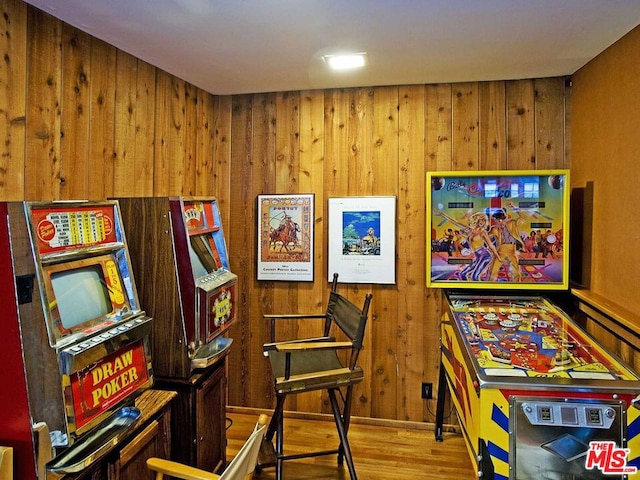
[51,265,113,328]
[43,253,134,344]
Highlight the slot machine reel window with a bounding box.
[182,199,231,279]
[42,254,135,347]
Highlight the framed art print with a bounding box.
[426,170,570,290]
[328,196,396,284]
[257,194,314,281]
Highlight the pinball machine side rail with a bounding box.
[571,287,640,347]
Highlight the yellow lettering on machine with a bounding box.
[105,260,125,304]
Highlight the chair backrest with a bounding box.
[146,415,267,480]
[0,446,12,480]
[324,273,373,367]
[220,418,267,480]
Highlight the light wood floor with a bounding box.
[226,408,475,479]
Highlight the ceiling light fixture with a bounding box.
[323,53,368,71]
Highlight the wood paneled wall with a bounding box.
[16,0,637,426]
[572,25,640,315]
[1,0,232,204]
[570,25,640,376]
[226,82,570,423]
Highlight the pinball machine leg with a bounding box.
[435,360,448,442]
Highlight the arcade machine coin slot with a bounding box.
[512,397,626,479]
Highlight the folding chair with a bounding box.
[146,414,268,480]
[0,447,12,480]
[259,273,373,479]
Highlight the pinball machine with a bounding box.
[427,170,640,479]
[0,201,155,479]
[117,197,237,472]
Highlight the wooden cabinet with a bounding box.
[57,390,175,480]
[110,420,164,480]
[155,356,227,473]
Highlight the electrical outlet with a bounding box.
[421,382,433,399]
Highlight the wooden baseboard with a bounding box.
[226,405,461,434]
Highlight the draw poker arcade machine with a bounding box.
[0,201,154,479]
[427,170,640,480]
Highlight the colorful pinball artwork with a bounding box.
[426,170,570,290]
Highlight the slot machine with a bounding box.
[0,201,153,478]
[117,197,237,471]
[426,170,640,480]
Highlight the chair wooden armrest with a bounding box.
[274,341,353,352]
[147,415,268,480]
[263,313,326,320]
[146,457,221,480]
[263,336,333,353]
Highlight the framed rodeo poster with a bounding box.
[257,194,314,281]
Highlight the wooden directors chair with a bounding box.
[146,414,267,480]
[260,273,373,480]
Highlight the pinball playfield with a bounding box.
[445,294,637,381]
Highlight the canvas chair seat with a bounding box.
[265,339,365,394]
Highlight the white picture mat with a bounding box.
[328,196,396,284]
